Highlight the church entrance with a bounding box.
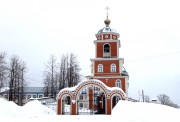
[76,85,106,115]
[57,79,126,115]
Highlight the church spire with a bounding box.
[104,6,111,26]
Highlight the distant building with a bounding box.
[151,98,158,104]
[0,87,47,105]
[128,97,139,102]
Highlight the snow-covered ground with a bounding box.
[0,97,180,122]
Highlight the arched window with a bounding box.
[104,44,110,53]
[98,64,103,72]
[116,80,121,88]
[111,64,116,72]
[103,44,110,57]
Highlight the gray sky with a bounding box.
[0,0,180,105]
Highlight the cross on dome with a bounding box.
[104,6,111,26]
[106,6,110,19]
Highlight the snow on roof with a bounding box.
[57,79,126,98]
[0,87,9,93]
[97,26,117,34]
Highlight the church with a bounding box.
[57,14,129,115]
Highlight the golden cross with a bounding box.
[105,6,110,19]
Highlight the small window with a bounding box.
[33,95,37,98]
[111,64,116,72]
[116,80,121,88]
[79,94,83,100]
[23,95,26,99]
[98,64,103,72]
[27,95,31,99]
[39,95,43,98]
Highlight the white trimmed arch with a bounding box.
[74,80,109,98]
[57,79,127,115]
[60,93,73,115]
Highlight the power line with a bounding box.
[11,50,180,82]
[126,50,180,63]
[25,77,42,83]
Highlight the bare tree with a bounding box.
[18,61,27,106]
[0,52,7,91]
[43,72,51,97]
[144,95,150,103]
[44,55,57,98]
[157,94,171,105]
[8,55,27,105]
[66,53,81,87]
[8,55,19,101]
[58,55,67,90]
[157,94,179,108]
[43,53,81,98]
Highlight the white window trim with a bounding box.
[111,63,116,72]
[115,79,121,88]
[98,64,103,72]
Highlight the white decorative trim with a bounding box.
[95,42,97,57]
[119,60,122,74]
[115,79,122,88]
[94,73,120,75]
[117,40,119,57]
[118,40,121,48]
[92,76,128,78]
[96,32,119,36]
[94,40,119,43]
[110,63,116,72]
[90,58,124,62]
[97,64,103,73]
[72,100,75,104]
[105,35,109,39]
[60,94,73,115]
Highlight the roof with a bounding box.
[0,87,45,94]
[97,26,117,34]
[23,87,44,94]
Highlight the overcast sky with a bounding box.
[0,0,180,105]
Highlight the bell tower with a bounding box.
[90,14,129,95]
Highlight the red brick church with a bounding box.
[57,16,129,115]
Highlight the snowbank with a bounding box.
[112,100,180,122]
[0,98,23,117]
[1,97,180,122]
[22,100,56,117]
[0,97,55,118]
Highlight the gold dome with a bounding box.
[104,18,111,25]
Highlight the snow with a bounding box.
[22,100,56,117]
[57,79,126,98]
[1,97,180,122]
[112,100,180,122]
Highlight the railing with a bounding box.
[103,52,111,57]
